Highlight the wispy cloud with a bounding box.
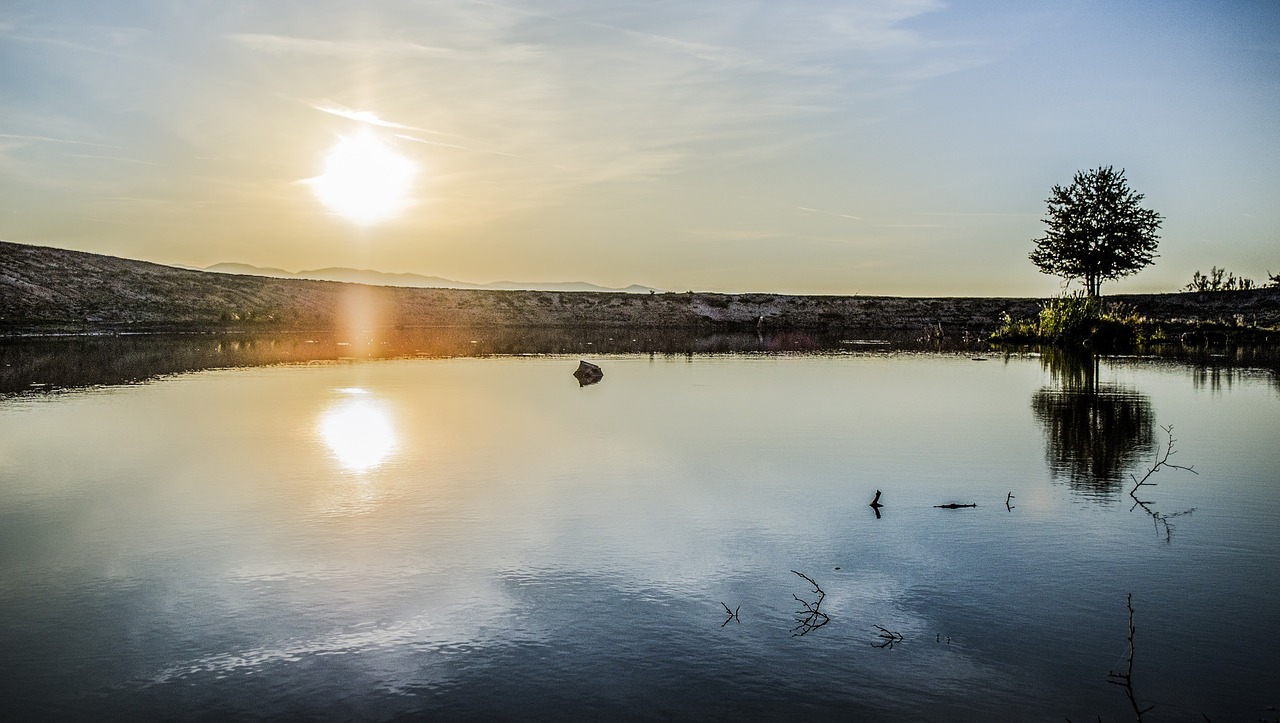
[310,101,419,130]
[395,133,517,158]
[0,21,149,58]
[66,153,160,166]
[308,101,519,158]
[685,228,789,242]
[225,33,458,59]
[919,211,1038,217]
[0,133,119,149]
[798,206,863,221]
[214,0,975,218]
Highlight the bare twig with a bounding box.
[790,570,830,636]
[935,503,976,509]
[1129,425,1197,501]
[720,602,740,627]
[1107,593,1155,721]
[1005,492,1016,510]
[1128,426,1199,541]
[873,625,904,649]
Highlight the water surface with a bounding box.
[1,343,1277,720]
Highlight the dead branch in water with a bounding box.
[1128,426,1199,542]
[1107,593,1155,721]
[1129,425,1197,501]
[720,602,740,627]
[1005,492,1015,510]
[873,625,904,649]
[790,570,830,636]
[934,503,976,509]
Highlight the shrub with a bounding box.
[991,292,1146,349]
[1036,293,1101,338]
[990,312,1038,341]
[1185,266,1255,292]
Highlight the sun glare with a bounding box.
[309,130,415,224]
[319,392,398,472]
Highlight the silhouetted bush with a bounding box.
[991,292,1145,349]
[1186,266,1255,292]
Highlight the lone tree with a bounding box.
[1029,166,1163,296]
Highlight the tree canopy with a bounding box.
[1029,166,1163,296]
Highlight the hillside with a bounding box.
[203,262,660,293]
[2,240,1277,337]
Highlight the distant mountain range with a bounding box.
[203,262,661,294]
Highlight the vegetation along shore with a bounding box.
[2,240,1278,343]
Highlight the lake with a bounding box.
[1,333,1277,721]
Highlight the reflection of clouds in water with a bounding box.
[145,563,1010,703]
[152,568,526,686]
[149,614,439,684]
[318,390,397,473]
[224,562,422,585]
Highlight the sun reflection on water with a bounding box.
[318,389,397,473]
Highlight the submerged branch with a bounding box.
[720,602,740,627]
[1129,425,1197,499]
[1128,425,1200,541]
[873,625,904,649]
[790,570,830,636]
[1107,593,1155,721]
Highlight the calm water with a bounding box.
[1,339,1277,720]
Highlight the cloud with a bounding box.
[0,133,119,149]
[919,212,1038,217]
[685,228,789,242]
[394,133,517,158]
[224,33,458,59]
[65,153,160,166]
[797,205,863,221]
[0,21,149,58]
[308,101,520,159]
[203,1,986,228]
[4,0,1001,251]
[585,22,774,74]
[309,101,419,130]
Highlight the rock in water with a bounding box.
[573,360,603,387]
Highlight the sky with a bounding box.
[1,0,1277,296]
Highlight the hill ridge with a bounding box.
[3,240,1277,336]
[204,261,660,293]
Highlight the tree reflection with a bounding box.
[1030,349,1155,498]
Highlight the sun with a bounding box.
[309,130,415,224]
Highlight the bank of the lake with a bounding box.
[3,240,1278,340]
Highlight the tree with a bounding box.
[1029,166,1163,297]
